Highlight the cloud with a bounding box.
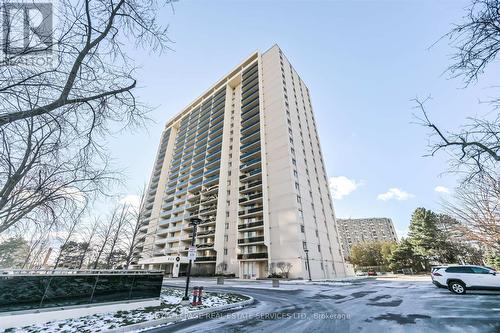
[434,186,450,194]
[119,194,141,209]
[377,188,414,201]
[329,176,361,200]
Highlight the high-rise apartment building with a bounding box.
[135,45,349,279]
[337,218,398,259]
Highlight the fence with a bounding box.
[0,270,163,313]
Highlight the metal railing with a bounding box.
[0,269,162,276]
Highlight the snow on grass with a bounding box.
[5,288,250,333]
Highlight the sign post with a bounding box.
[187,246,197,261]
[182,218,202,301]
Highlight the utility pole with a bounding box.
[304,249,312,281]
[182,217,202,301]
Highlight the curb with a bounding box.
[105,295,254,333]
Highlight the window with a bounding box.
[317,245,321,252]
[445,266,474,273]
[295,182,300,190]
[300,225,305,233]
[302,241,307,250]
[224,248,228,255]
[471,267,492,274]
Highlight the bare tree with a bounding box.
[413,98,499,183]
[104,204,130,269]
[443,175,500,251]
[413,1,500,184]
[78,218,100,269]
[0,116,115,234]
[92,217,115,269]
[276,261,293,279]
[0,0,173,126]
[53,209,84,268]
[0,0,174,233]
[445,0,500,85]
[21,221,56,269]
[123,189,146,268]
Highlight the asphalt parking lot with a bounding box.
[158,277,500,333]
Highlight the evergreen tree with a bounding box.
[57,241,89,269]
[0,237,29,268]
[389,238,425,272]
[408,208,440,260]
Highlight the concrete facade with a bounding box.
[136,45,349,279]
[336,218,399,259]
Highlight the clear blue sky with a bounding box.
[106,0,498,238]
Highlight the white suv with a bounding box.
[431,265,500,294]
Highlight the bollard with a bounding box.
[191,286,199,306]
[217,276,224,285]
[272,278,279,288]
[197,286,204,305]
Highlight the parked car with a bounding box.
[431,265,500,294]
[367,269,377,276]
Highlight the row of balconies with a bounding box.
[242,66,258,87]
[240,127,260,144]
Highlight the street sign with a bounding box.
[187,246,197,260]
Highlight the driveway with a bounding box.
[151,277,500,333]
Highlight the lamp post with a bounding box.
[182,217,202,301]
[304,249,312,281]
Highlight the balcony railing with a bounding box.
[237,253,268,260]
[195,256,217,262]
[238,206,263,216]
[238,220,264,230]
[237,236,264,244]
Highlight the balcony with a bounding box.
[242,70,258,87]
[238,220,264,230]
[239,180,262,192]
[241,83,259,101]
[188,182,202,191]
[238,192,263,204]
[241,89,259,106]
[197,243,214,249]
[240,148,260,161]
[203,175,219,186]
[237,236,264,244]
[240,158,261,171]
[207,133,223,146]
[195,256,217,262]
[241,98,259,115]
[239,168,262,182]
[197,229,215,237]
[238,206,263,217]
[240,138,260,152]
[240,127,260,144]
[237,253,267,260]
[204,158,220,171]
